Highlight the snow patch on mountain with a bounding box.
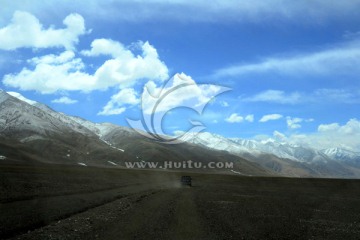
[20,135,46,143]
[100,138,125,152]
[322,148,360,162]
[7,92,37,105]
[4,91,124,139]
[185,132,360,164]
[3,90,360,167]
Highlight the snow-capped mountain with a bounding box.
[3,91,133,140]
[185,132,360,177]
[0,90,140,167]
[7,89,358,168]
[0,90,87,138]
[2,89,360,177]
[184,132,261,155]
[0,90,269,176]
[321,148,360,166]
[186,132,360,166]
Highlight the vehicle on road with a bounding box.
[180,176,192,186]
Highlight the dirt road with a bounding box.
[2,164,360,239]
[5,182,213,239]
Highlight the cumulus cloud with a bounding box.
[272,119,360,151]
[226,113,243,123]
[0,11,87,50]
[258,114,313,128]
[100,72,227,116]
[30,51,76,65]
[98,88,139,115]
[3,40,169,93]
[318,120,360,136]
[81,38,133,59]
[126,73,229,139]
[245,114,254,123]
[51,96,78,104]
[1,12,170,117]
[318,123,340,132]
[141,73,229,115]
[286,117,303,129]
[259,114,283,123]
[90,40,169,89]
[226,113,253,123]
[3,51,94,93]
[286,117,313,129]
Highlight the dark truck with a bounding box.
[180,176,192,186]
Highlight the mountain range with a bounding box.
[0,90,267,176]
[184,131,360,177]
[1,89,360,178]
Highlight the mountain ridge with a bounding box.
[2,90,360,178]
[0,90,269,176]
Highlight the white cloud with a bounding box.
[286,117,314,129]
[2,1,360,24]
[314,89,360,104]
[92,41,169,89]
[30,51,76,65]
[0,11,87,50]
[214,40,360,78]
[259,114,283,123]
[318,123,340,132]
[141,73,229,115]
[273,130,286,141]
[81,38,133,59]
[245,114,254,123]
[317,120,360,135]
[3,51,93,93]
[226,113,243,123]
[244,90,301,104]
[52,96,78,104]
[3,41,169,93]
[98,88,139,115]
[291,119,360,151]
[243,88,360,105]
[99,106,126,116]
[225,113,253,123]
[286,117,303,129]
[219,100,229,107]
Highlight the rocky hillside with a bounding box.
[0,90,269,176]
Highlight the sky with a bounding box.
[1,0,360,151]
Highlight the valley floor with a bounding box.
[1,164,360,239]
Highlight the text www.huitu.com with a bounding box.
[124,160,234,169]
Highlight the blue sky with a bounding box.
[1,1,360,150]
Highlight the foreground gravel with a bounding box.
[2,165,360,239]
